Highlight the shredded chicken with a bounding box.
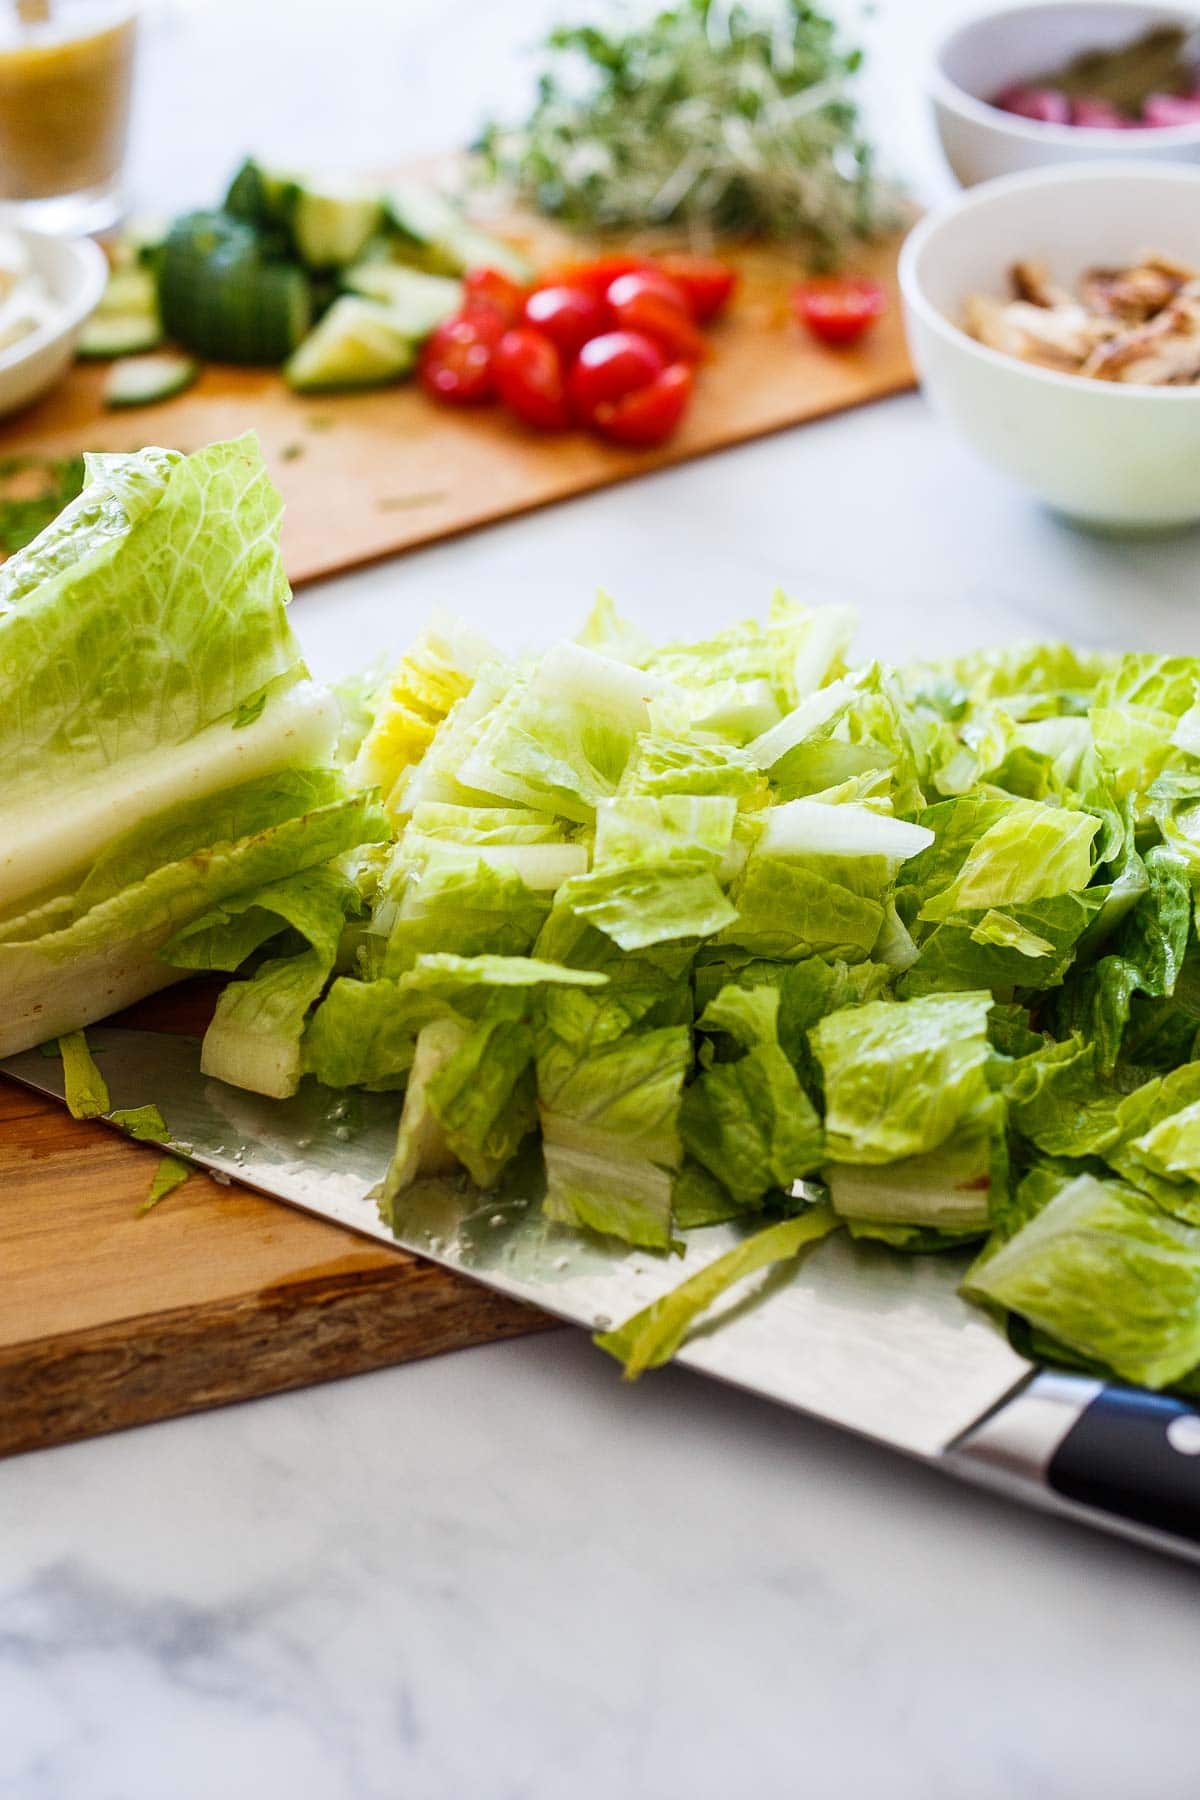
[1009,259,1072,309]
[965,293,1110,372]
[965,250,1200,385]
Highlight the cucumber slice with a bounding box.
[77,311,163,358]
[291,189,381,270]
[95,266,158,316]
[77,262,163,358]
[340,263,461,335]
[284,295,418,392]
[225,157,381,270]
[103,352,198,408]
[385,182,533,282]
[158,210,312,364]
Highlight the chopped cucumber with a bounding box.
[158,210,312,364]
[284,295,420,392]
[340,263,461,335]
[108,214,169,271]
[385,182,533,282]
[225,156,381,270]
[95,265,158,317]
[78,311,163,358]
[291,189,382,270]
[77,262,163,358]
[103,352,198,408]
[224,156,294,226]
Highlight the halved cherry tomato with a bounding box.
[656,253,738,323]
[543,253,655,299]
[792,276,886,347]
[462,266,528,326]
[419,309,505,404]
[607,271,707,362]
[522,284,610,360]
[493,326,572,430]
[591,361,694,446]
[567,330,667,424]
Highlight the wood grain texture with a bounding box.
[0,988,555,1459]
[0,211,914,587]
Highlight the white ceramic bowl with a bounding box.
[930,2,1200,187]
[0,224,107,418]
[899,161,1200,529]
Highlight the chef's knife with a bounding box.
[7,1026,1200,1564]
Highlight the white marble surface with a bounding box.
[5,4,1200,1796]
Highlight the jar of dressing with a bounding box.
[0,1,138,235]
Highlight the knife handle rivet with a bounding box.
[1165,1414,1200,1456]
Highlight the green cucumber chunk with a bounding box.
[284,295,419,392]
[384,182,533,282]
[158,210,312,365]
[291,189,382,270]
[340,263,461,334]
[225,157,382,269]
[103,352,199,408]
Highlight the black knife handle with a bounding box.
[1046,1385,1200,1544]
[947,1370,1200,1562]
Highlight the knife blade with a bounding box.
[7,1026,1200,1563]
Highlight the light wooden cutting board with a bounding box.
[0,213,914,586]
[0,986,554,1459]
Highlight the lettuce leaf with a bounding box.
[918,803,1099,924]
[175,868,362,1099]
[537,994,691,1248]
[681,984,823,1205]
[826,1094,1002,1238]
[811,991,992,1164]
[557,862,737,952]
[963,1173,1200,1388]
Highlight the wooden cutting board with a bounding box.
[0,209,914,587]
[0,985,555,1459]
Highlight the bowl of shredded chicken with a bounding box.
[966,250,1200,383]
[900,161,1200,528]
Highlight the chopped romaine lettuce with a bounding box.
[0,435,382,1057]
[811,991,992,1165]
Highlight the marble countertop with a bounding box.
[5,4,1200,1796]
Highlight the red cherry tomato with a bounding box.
[567,330,667,423]
[493,326,572,430]
[606,271,708,362]
[418,309,505,404]
[462,266,528,326]
[656,253,738,322]
[606,267,693,314]
[522,284,610,360]
[543,253,655,299]
[591,361,694,447]
[791,276,886,347]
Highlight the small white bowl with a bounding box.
[930,2,1200,187]
[899,161,1200,530]
[0,224,107,418]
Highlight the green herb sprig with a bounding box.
[477,0,895,266]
